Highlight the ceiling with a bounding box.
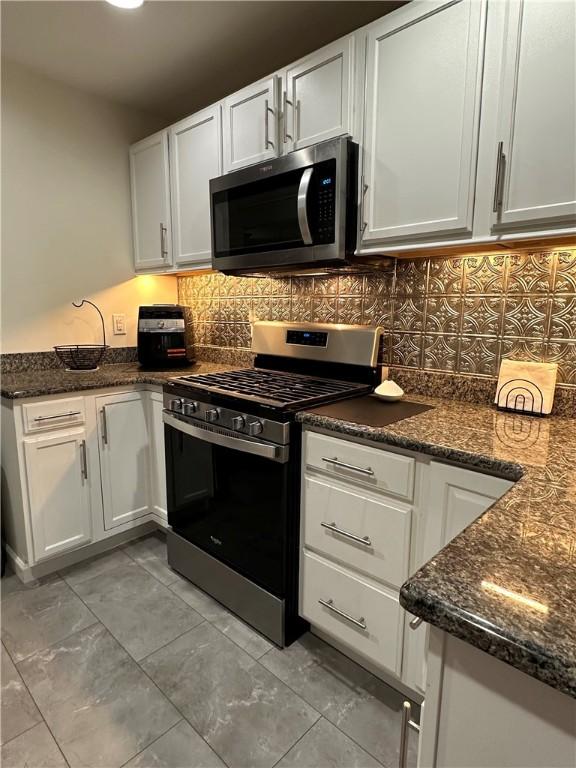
[2,0,403,121]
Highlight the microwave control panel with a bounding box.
[313,160,336,244]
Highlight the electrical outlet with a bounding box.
[112,314,126,335]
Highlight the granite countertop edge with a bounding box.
[297,407,576,700]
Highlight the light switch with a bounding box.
[112,314,126,335]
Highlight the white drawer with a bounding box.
[301,550,404,676]
[305,431,415,501]
[303,474,410,588]
[23,397,86,434]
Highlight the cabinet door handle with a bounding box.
[160,223,168,259]
[80,440,88,480]
[294,98,300,143]
[409,616,423,630]
[33,411,81,422]
[321,456,374,476]
[283,90,293,142]
[321,521,372,547]
[264,99,274,149]
[492,141,505,213]
[318,598,367,630]
[101,406,108,445]
[399,701,420,768]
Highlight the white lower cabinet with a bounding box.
[23,429,92,562]
[97,391,152,530]
[300,429,513,695]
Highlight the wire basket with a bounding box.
[54,344,109,371]
[55,299,109,370]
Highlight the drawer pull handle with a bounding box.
[321,521,372,547]
[321,456,374,476]
[318,598,367,630]
[33,411,81,422]
[409,616,423,630]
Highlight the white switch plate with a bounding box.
[112,314,126,335]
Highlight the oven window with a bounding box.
[165,424,289,597]
[212,168,307,258]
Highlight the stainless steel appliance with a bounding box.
[210,137,358,274]
[137,305,190,368]
[162,321,383,647]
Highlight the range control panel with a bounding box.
[286,330,328,347]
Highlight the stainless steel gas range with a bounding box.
[162,321,383,647]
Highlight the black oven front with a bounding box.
[210,136,358,274]
[163,405,306,646]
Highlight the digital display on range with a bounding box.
[286,330,328,347]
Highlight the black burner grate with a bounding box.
[176,368,370,409]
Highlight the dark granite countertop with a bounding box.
[298,397,576,699]
[0,361,236,400]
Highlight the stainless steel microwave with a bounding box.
[209,136,358,274]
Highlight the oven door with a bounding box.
[163,412,290,598]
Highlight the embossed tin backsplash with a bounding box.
[178,249,576,387]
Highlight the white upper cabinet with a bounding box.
[24,429,92,562]
[97,392,151,530]
[283,36,355,152]
[169,105,222,266]
[491,0,576,231]
[361,0,486,244]
[129,130,172,270]
[222,77,279,172]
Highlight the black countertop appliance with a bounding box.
[137,305,190,368]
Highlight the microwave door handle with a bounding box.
[297,167,313,245]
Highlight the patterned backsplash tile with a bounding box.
[178,249,576,387]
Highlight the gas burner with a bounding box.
[173,368,371,410]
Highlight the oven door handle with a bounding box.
[163,412,289,463]
[297,167,313,245]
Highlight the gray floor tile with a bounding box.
[260,632,418,767]
[59,548,133,587]
[142,622,320,768]
[124,720,226,768]
[168,578,230,622]
[18,623,180,768]
[72,560,204,660]
[1,722,68,768]
[276,718,383,768]
[123,534,180,586]
[212,612,274,660]
[1,644,42,745]
[1,572,60,603]
[1,578,97,662]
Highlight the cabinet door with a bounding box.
[492,0,576,230]
[362,0,485,244]
[97,392,151,529]
[222,77,278,172]
[170,105,222,267]
[24,429,92,562]
[129,130,172,270]
[284,36,354,152]
[148,392,167,522]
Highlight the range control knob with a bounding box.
[231,415,245,431]
[169,398,184,412]
[247,420,264,436]
[182,401,198,417]
[205,408,220,423]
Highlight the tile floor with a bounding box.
[1,533,418,768]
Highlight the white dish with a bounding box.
[372,380,405,402]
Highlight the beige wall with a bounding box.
[1,61,177,353]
